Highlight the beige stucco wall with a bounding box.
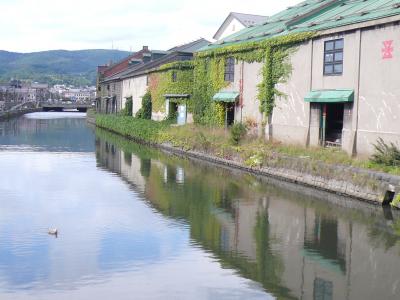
[268,22,400,156]
[357,23,400,155]
[122,75,148,116]
[272,41,312,145]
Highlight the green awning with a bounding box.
[213,92,239,103]
[304,89,354,103]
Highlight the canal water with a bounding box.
[0,112,400,300]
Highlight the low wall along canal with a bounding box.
[93,116,400,207]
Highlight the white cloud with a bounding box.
[0,0,300,53]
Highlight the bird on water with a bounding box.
[48,228,58,237]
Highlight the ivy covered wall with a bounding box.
[143,32,315,125]
[192,32,316,125]
[148,61,194,115]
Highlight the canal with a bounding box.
[0,112,400,300]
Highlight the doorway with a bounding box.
[320,103,344,147]
[226,103,235,126]
[168,102,178,122]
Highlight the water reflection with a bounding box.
[0,112,93,152]
[1,112,400,299]
[95,128,400,300]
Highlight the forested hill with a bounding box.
[0,49,131,86]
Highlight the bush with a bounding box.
[96,114,169,143]
[136,91,152,119]
[230,123,247,145]
[371,138,400,166]
[121,98,133,116]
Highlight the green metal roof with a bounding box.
[201,0,400,51]
[304,89,354,102]
[213,92,239,102]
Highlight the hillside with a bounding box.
[0,49,131,86]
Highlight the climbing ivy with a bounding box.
[148,62,194,114]
[192,57,228,125]
[136,90,152,119]
[193,32,316,122]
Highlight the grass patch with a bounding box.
[95,114,400,175]
[391,194,400,209]
[96,114,171,143]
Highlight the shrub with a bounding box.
[136,91,152,119]
[230,123,247,145]
[121,98,133,116]
[95,114,169,143]
[245,153,263,168]
[371,138,400,166]
[391,193,400,209]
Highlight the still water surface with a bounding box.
[0,112,400,300]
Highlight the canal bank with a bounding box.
[0,108,41,121]
[93,114,400,207]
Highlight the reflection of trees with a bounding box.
[140,158,151,178]
[254,209,289,297]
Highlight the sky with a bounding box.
[0,0,300,53]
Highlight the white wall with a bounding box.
[122,75,148,116]
[215,18,245,41]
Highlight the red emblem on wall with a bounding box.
[382,40,394,59]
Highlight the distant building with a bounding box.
[96,46,167,114]
[213,12,268,41]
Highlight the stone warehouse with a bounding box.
[199,0,400,156]
[97,0,400,156]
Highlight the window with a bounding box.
[324,39,343,75]
[314,278,333,300]
[172,71,177,82]
[224,57,235,82]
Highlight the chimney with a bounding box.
[142,46,149,51]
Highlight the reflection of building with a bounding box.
[95,131,400,300]
[96,136,147,193]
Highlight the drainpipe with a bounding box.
[322,104,327,146]
[352,29,362,156]
[307,39,314,147]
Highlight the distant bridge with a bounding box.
[42,103,92,112]
[9,101,39,111]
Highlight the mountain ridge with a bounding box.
[0,49,131,86]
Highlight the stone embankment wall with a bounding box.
[95,121,400,207]
[156,144,400,206]
[0,109,41,121]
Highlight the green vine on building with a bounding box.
[148,61,194,114]
[193,32,316,123]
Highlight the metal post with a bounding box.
[225,103,228,128]
[322,104,327,146]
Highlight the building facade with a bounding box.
[200,0,400,156]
